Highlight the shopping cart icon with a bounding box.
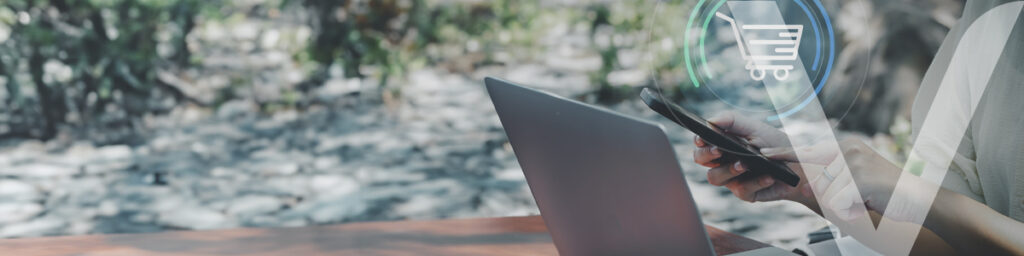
[715,12,803,81]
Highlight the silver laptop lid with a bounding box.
[485,77,715,256]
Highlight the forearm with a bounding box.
[797,182,1022,254]
[925,187,1024,255]
[795,198,956,255]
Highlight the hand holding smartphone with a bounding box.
[639,88,800,187]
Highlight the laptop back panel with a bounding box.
[485,77,715,256]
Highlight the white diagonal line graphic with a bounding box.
[727,1,1021,255]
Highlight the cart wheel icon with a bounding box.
[747,62,767,81]
[773,68,790,80]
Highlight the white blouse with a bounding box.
[911,0,1024,222]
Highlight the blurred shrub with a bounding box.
[292,0,541,89]
[6,0,921,142]
[586,1,651,102]
[289,0,696,103]
[586,0,698,103]
[0,0,553,141]
[0,0,207,142]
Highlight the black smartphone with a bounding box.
[640,88,800,187]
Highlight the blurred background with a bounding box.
[0,0,963,251]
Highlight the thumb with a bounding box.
[707,112,768,137]
[708,112,789,148]
[760,143,838,165]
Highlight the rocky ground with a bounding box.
[0,66,835,251]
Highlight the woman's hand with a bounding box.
[805,139,1024,255]
[692,112,917,219]
[692,112,817,204]
[692,111,904,213]
[803,138,925,222]
[761,136,917,222]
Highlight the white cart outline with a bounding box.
[716,12,803,81]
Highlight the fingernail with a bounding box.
[761,177,774,186]
[733,162,745,173]
[711,146,721,156]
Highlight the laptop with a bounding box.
[485,77,793,256]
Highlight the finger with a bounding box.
[759,147,799,162]
[809,173,831,199]
[840,204,868,221]
[706,163,742,186]
[801,183,815,199]
[730,161,746,176]
[820,166,854,206]
[746,133,788,149]
[801,162,836,195]
[694,135,707,147]
[761,144,838,165]
[829,184,867,221]
[693,146,723,167]
[707,112,767,136]
[708,112,789,148]
[754,183,796,202]
[727,175,776,202]
[794,163,825,193]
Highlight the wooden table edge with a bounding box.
[0,215,770,256]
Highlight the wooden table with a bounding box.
[0,216,769,256]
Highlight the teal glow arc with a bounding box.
[682,0,835,120]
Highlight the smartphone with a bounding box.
[640,88,800,187]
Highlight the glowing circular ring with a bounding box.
[683,0,835,120]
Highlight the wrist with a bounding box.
[870,173,938,223]
[787,186,822,214]
[851,161,904,214]
[924,188,976,237]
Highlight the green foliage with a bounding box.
[0,0,207,141]
[634,0,700,99]
[0,0,555,140]
[584,0,697,102]
[291,0,541,88]
[0,0,703,141]
[587,2,643,100]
